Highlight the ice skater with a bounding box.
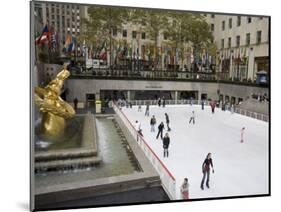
[150,115,156,132]
[200,153,215,190]
[163,132,170,157]
[201,100,204,110]
[145,103,150,116]
[189,111,195,124]
[180,178,190,200]
[231,104,234,114]
[210,101,216,114]
[158,98,161,107]
[156,121,165,140]
[162,97,166,107]
[241,127,245,143]
[165,113,171,131]
[138,104,142,112]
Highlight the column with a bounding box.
[175,91,178,104]
[127,90,131,101]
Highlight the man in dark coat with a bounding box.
[163,133,170,157]
[156,122,165,140]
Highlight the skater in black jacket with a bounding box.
[156,122,165,140]
[163,133,170,157]
[200,153,215,190]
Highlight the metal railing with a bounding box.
[113,103,177,200]
[235,107,269,122]
[120,99,269,122]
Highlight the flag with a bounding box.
[35,24,49,45]
[63,34,71,52]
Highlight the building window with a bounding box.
[112,28,117,36]
[246,33,251,45]
[141,32,146,39]
[259,17,263,20]
[211,24,214,31]
[229,18,232,29]
[256,30,262,44]
[247,16,252,23]
[221,39,224,49]
[228,37,231,48]
[132,31,137,39]
[211,14,215,18]
[163,33,168,40]
[122,29,127,38]
[222,21,225,31]
[236,35,240,47]
[237,16,241,26]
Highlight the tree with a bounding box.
[130,9,168,71]
[79,6,129,67]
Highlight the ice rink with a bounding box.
[121,104,269,200]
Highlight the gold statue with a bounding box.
[35,65,75,136]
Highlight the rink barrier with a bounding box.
[121,99,268,122]
[113,103,177,200]
[234,107,269,122]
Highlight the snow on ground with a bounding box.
[121,104,269,200]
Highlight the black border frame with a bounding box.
[30,0,271,211]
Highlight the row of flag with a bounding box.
[35,24,77,55]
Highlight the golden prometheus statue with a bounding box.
[35,65,75,136]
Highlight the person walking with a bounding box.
[165,113,171,131]
[163,132,170,157]
[150,115,156,132]
[156,122,165,140]
[189,111,195,124]
[200,153,215,190]
[241,127,245,143]
[145,103,150,116]
[180,178,190,200]
[162,97,166,107]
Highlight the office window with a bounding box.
[132,31,137,39]
[256,31,262,44]
[211,24,214,31]
[122,29,127,37]
[237,16,241,26]
[246,33,251,45]
[141,32,146,39]
[221,39,224,49]
[247,16,252,23]
[229,18,232,29]
[222,21,225,31]
[228,37,231,48]
[236,35,240,47]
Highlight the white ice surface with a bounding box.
[121,105,269,200]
